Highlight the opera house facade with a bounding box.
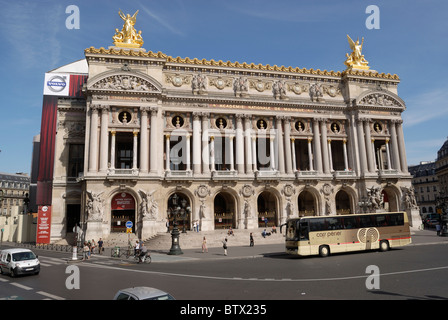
[35,12,419,242]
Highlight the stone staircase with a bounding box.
[144,228,285,251]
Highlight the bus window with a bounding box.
[387,213,404,226]
[286,220,299,241]
[343,217,356,229]
[359,215,374,228]
[375,215,387,227]
[299,221,309,241]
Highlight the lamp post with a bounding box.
[358,196,371,214]
[168,193,183,255]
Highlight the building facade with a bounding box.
[0,172,33,242]
[37,15,420,242]
[435,138,448,214]
[409,161,438,216]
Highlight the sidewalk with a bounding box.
[103,228,448,263]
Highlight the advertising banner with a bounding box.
[111,193,135,210]
[43,73,70,96]
[36,205,52,244]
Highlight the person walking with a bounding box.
[98,238,104,255]
[82,242,90,260]
[202,236,208,253]
[222,237,228,256]
[250,233,254,247]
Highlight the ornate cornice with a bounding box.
[85,47,399,81]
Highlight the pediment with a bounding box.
[355,90,405,109]
[87,70,163,95]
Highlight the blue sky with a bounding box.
[0,0,447,174]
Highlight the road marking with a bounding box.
[0,278,9,283]
[79,261,448,283]
[36,291,65,300]
[11,283,33,290]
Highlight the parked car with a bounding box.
[0,248,40,277]
[113,287,175,300]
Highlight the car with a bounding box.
[113,286,175,300]
[0,248,40,277]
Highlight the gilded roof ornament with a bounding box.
[344,35,369,70]
[112,9,144,48]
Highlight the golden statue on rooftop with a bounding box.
[113,9,144,48]
[344,35,369,70]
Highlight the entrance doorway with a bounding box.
[257,191,277,227]
[111,193,136,233]
[298,191,316,216]
[335,190,351,214]
[214,192,236,229]
[66,204,81,233]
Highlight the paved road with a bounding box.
[1,230,447,301]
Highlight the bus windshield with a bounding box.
[285,219,309,241]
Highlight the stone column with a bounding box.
[202,113,210,174]
[357,118,368,175]
[88,105,99,173]
[140,107,149,173]
[284,117,293,174]
[229,136,235,171]
[269,137,276,170]
[186,134,191,171]
[110,130,116,170]
[210,136,215,172]
[99,106,109,173]
[132,131,138,170]
[276,116,285,173]
[327,139,333,172]
[192,112,202,174]
[291,138,297,171]
[244,115,253,174]
[396,120,409,173]
[165,134,171,171]
[320,120,330,174]
[389,120,401,171]
[343,139,349,171]
[149,107,158,173]
[312,118,323,174]
[252,136,257,172]
[363,120,375,173]
[307,137,314,171]
[385,138,392,170]
[235,115,245,174]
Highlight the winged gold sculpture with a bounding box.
[112,9,144,48]
[344,35,369,70]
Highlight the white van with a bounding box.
[0,248,40,277]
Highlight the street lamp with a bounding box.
[358,196,371,214]
[168,193,183,255]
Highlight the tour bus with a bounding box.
[280,212,411,257]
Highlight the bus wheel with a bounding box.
[379,240,390,252]
[319,245,330,257]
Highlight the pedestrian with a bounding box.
[134,240,140,256]
[222,237,228,256]
[90,239,96,254]
[265,218,268,228]
[250,233,254,247]
[193,221,197,232]
[202,236,208,253]
[98,238,104,255]
[82,242,90,260]
[166,219,170,233]
[436,221,441,236]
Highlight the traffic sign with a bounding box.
[126,228,132,234]
[125,221,133,228]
